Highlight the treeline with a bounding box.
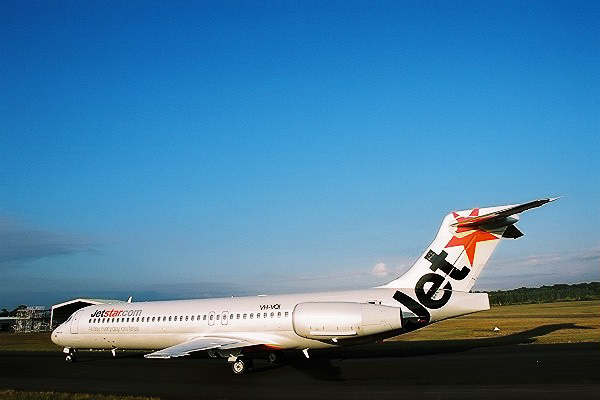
[485,282,600,305]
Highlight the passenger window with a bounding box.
[277,312,281,317]
[136,317,139,322]
[191,315,194,321]
[111,318,115,323]
[263,313,267,318]
[243,314,247,319]
[88,319,91,323]
[270,312,274,318]
[236,314,240,319]
[210,315,213,320]
[216,314,220,320]
[203,315,207,321]
[185,316,189,321]
[257,313,260,319]
[249,313,253,319]
[197,315,201,320]
[285,312,289,317]
[168,316,172,321]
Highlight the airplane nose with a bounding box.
[51,325,64,345]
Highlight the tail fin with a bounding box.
[381,198,557,292]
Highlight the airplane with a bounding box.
[51,198,556,374]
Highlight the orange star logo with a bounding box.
[445,209,499,266]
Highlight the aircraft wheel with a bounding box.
[65,354,77,363]
[231,357,252,375]
[267,351,283,364]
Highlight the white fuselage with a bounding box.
[51,287,489,352]
[50,198,554,365]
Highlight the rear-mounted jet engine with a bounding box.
[292,302,402,340]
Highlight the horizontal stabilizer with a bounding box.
[451,197,558,228]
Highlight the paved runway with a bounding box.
[1,341,599,399]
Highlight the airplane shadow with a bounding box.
[70,323,594,379]
[257,323,594,381]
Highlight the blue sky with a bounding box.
[1,1,599,308]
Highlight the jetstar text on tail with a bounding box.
[392,249,471,328]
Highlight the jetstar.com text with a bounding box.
[90,309,142,318]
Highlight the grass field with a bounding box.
[0,390,158,400]
[391,300,600,344]
[0,300,598,352]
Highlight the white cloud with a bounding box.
[372,262,389,278]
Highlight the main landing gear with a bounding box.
[266,351,283,364]
[230,356,253,375]
[63,347,77,363]
[228,351,284,374]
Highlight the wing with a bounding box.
[144,336,257,359]
[451,197,558,228]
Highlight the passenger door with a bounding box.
[70,310,81,334]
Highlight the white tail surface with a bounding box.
[380,198,556,293]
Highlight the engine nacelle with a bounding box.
[292,302,402,340]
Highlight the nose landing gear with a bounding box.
[63,347,77,363]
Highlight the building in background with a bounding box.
[50,298,125,329]
[13,306,51,333]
